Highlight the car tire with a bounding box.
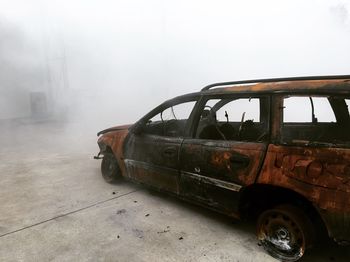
[101,153,121,183]
[256,204,314,262]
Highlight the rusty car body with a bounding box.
[95,75,350,261]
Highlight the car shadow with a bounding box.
[142,185,349,262]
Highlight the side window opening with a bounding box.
[282,96,350,145]
[143,101,196,137]
[283,97,336,123]
[196,97,268,142]
[216,98,260,122]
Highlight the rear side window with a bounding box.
[282,96,350,145]
[283,97,336,123]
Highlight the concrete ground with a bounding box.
[0,119,349,262]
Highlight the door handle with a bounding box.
[163,147,177,157]
[229,155,250,167]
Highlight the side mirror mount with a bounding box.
[131,122,144,135]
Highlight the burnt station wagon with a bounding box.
[95,76,350,261]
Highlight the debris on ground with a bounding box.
[116,209,126,215]
[157,229,170,234]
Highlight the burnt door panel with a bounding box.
[179,139,267,214]
[124,133,182,194]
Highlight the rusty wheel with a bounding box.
[101,154,121,183]
[257,204,314,262]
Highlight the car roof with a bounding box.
[200,76,350,95]
[140,76,350,124]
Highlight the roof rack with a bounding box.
[201,75,350,91]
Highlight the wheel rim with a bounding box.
[257,209,306,261]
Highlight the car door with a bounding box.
[179,95,270,214]
[123,97,198,194]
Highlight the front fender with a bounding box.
[97,135,114,154]
[95,129,130,177]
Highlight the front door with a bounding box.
[179,95,270,215]
[123,98,198,194]
[124,134,182,193]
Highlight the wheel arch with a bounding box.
[238,184,328,237]
[99,143,114,155]
[98,132,129,177]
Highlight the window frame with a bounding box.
[135,95,200,138]
[190,94,271,142]
[279,94,350,146]
[282,95,337,124]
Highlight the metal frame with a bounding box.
[201,75,350,91]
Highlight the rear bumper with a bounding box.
[319,210,350,245]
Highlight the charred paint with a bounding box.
[180,140,266,186]
[258,144,350,212]
[216,79,350,94]
[96,77,350,248]
[97,125,130,175]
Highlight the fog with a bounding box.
[1,2,350,260]
[1,0,350,129]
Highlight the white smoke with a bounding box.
[0,0,349,128]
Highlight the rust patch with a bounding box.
[98,127,129,176]
[258,144,350,212]
[111,129,129,175]
[221,79,350,94]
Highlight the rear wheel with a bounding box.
[101,154,121,183]
[256,204,314,262]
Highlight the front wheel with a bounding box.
[256,204,314,262]
[101,154,121,183]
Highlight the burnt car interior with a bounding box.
[196,96,269,142]
[142,100,197,137]
[140,96,270,143]
[281,96,350,146]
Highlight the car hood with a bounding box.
[97,124,132,136]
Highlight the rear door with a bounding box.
[179,95,270,214]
